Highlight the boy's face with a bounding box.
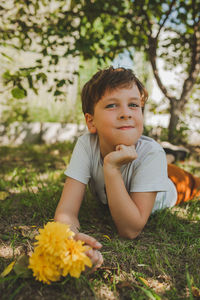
[85,84,144,158]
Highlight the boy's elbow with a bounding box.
[118,228,142,239]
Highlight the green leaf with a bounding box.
[0,191,9,201]
[27,75,33,88]
[11,87,25,99]
[54,90,63,96]
[2,70,11,80]
[140,286,161,300]
[186,266,194,300]
[0,234,10,241]
[0,261,16,277]
[36,72,47,83]
[56,79,66,87]
[1,52,13,61]
[13,255,32,279]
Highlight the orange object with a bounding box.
[168,164,200,205]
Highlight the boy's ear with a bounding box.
[85,113,97,134]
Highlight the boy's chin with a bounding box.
[116,141,137,146]
[115,132,142,147]
[116,138,139,147]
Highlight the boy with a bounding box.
[55,67,200,269]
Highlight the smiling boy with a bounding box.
[84,80,160,238]
[54,66,200,269]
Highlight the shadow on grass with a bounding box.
[1,197,200,299]
[0,142,200,299]
[0,142,75,175]
[2,192,200,299]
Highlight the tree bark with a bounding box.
[168,100,185,142]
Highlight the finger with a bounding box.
[116,144,136,152]
[94,251,104,269]
[116,144,125,151]
[85,249,101,264]
[75,233,102,249]
[115,145,137,161]
[86,250,103,271]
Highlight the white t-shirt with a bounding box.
[65,133,177,213]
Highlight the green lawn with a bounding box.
[0,142,200,300]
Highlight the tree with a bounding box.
[74,0,200,142]
[0,0,199,141]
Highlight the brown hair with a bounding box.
[81,66,148,114]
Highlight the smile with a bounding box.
[118,126,134,130]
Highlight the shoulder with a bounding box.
[77,132,99,148]
[136,135,164,154]
[135,135,166,165]
[76,132,100,156]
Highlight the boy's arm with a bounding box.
[103,145,157,239]
[54,177,85,233]
[54,177,103,268]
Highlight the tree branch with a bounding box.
[156,0,177,38]
[148,36,177,102]
[179,19,200,105]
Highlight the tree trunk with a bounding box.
[168,100,185,142]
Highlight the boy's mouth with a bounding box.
[118,126,134,130]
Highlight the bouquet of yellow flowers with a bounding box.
[28,222,92,284]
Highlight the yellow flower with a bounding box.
[28,222,92,284]
[61,239,92,278]
[29,250,60,284]
[34,221,74,256]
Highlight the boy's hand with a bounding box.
[74,232,103,270]
[104,144,137,169]
[85,248,103,271]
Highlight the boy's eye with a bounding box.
[129,103,139,108]
[105,103,116,108]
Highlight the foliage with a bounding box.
[1,98,30,126]
[0,0,78,99]
[73,0,200,141]
[0,0,199,140]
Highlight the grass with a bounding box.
[0,142,200,300]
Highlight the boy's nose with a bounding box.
[119,105,132,120]
[118,106,132,120]
[120,115,132,119]
[119,110,132,120]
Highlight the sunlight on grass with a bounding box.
[0,142,200,300]
[0,245,22,259]
[94,283,117,300]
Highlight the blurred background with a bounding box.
[0,0,199,146]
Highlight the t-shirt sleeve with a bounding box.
[130,149,169,192]
[64,136,91,184]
